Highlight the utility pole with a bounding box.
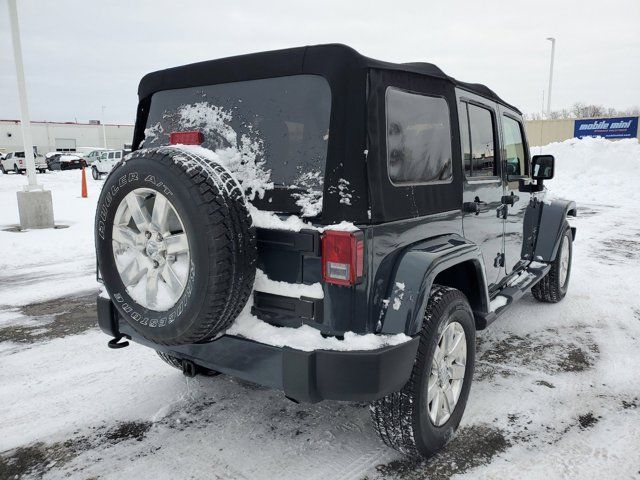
[102,105,108,148]
[8,0,54,229]
[546,37,556,117]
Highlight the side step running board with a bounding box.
[474,263,551,329]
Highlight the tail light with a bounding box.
[18,159,24,165]
[169,131,204,145]
[322,230,364,286]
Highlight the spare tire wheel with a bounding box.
[95,147,256,345]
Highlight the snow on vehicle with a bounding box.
[95,44,576,459]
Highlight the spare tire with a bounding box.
[95,147,256,345]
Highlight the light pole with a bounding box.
[546,37,556,117]
[8,0,54,229]
[8,0,38,190]
[101,105,108,148]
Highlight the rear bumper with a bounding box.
[97,296,419,403]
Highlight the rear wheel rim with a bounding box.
[559,235,570,287]
[111,188,190,311]
[427,321,467,427]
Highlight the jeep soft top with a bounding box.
[95,44,575,459]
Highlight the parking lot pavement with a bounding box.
[1,197,639,480]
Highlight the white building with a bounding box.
[0,119,135,155]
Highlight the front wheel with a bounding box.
[91,166,100,180]
[531,227,573,303]
[370,285,476,458]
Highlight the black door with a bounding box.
[499,112,530,275]
[458,97,505,287]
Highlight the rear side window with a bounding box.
[502,115,527,176]
[386,88,453,185]
[108,152,114,160]
[460,103,497,178]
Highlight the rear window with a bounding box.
[142,75,332,215]
[385,88,453,185]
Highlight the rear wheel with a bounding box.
[532,227,572,303]
[14,164,21,174]
[95,147,256,345]
[91,166,100,180]
[0,164,5,174]
[370,285,476,458]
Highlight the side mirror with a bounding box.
[531,154,554,180]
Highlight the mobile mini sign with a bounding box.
[574,116,638,139]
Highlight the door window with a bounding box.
[460,103,497,178]
[108,152,115,160]
[502,116,527,177]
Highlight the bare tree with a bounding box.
[525,104,640,120]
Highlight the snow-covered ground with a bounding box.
[1,137,639,479]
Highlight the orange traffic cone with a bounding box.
[81,166,88,198]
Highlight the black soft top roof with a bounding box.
[138,43,520,114]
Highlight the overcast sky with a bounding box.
[1,0,638,124]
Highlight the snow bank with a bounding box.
[538,137,640,205]
[0,171,101,306]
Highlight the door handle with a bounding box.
[463,202,480,214]
[501,193,520,206]
[463,196,486,215]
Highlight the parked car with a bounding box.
[94,45,576,460]
[79,148,107,166]
[91,150,128,179]
[1,151,48,174]
[46,153,86,171]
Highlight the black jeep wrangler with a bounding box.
[95,44,576,458]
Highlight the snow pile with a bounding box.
[227,303,411,352]
[247,204,316,232]
[538,137,640,205]
[253,269,323,299]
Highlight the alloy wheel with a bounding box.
[111,188,190,311]
[427,321,467,427]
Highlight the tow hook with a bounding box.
[182,359,197,378]
[107,334,130,349]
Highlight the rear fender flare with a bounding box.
[533,199,577,262]
[379,234,489,336]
